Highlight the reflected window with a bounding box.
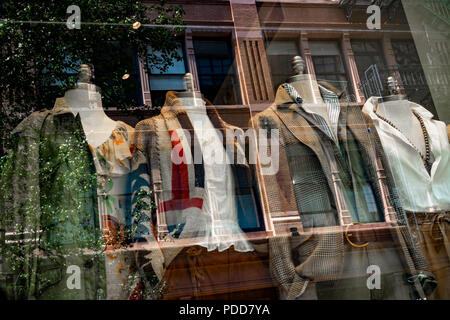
[193,38,239,105]
[92,42,141,110]
[148,42,187,108]
[265,39,301,91]
[391,39,435,114]
[310,40,351,100]
[310,41,348,83]
[351,39,387,83]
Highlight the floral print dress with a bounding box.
[89,121,138,300]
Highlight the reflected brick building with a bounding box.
[124,0,443,124]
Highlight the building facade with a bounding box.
[113,0,445,124]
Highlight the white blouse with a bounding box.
[175,102,253,252]
[363,98,450,213]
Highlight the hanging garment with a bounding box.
[362,98,450,299]
[362,98,450,213]
[132,91,271,299]
[0,98,105,300]
[89,120,152,300]
[179,104,253,252]
[251,84,433,300]
[134,92,261,259]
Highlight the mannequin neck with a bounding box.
[64,86,116,147]
[376,99,412,121]
[286,74,331,125]
[178,96,207,114]
[286,74,325,105]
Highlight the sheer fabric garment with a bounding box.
[363,98,450,213]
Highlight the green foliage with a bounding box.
[0,0,185,154]
[0,119,104,299]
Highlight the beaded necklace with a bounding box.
[374,109,432,173]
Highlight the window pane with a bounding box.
[149,75,185,91]
[198,58,212,74]
[309,41,341,56]
[194,40,229,57]
[391,39,435,112]
[266,40,299,56]
[351,40,387,93]
[194,38,238,105]
[148,43,186,75]
[265,40,300,91]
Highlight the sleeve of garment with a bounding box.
[268,236,310,300]
[130,120,158,244]
[126,119,165,299]
[0,111,48,299]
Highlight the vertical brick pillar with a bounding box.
[184,28,201,91]
[230,0,274,105]
[138,56,152,106]
[341,33,364,103]
[299,32,316,76]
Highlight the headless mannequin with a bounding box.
[375,77,426,157]
[64,64,117,148]
[286,56,332,128]
[65,66,130,299]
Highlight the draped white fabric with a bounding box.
[176,102,254,252]
[363,98,450,213]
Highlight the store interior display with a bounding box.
[132,73,273,299]
[251,55,436,300]
[0,1,448,302]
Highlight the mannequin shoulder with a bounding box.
[135,116,160,133]
[12,109,52,137]
[115,120,135,134]
[133,116,165,147]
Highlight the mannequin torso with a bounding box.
[64,83,117,148]
[287,74,333,130]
